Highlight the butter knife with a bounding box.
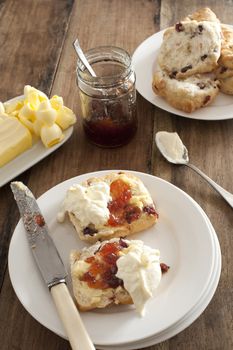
[10,181,95,350]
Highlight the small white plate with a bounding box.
[0,95,73,187]
[132,26,233,120]
[8,171,217,346]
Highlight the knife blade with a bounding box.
[11,181,67,288]
[11,181,95,350]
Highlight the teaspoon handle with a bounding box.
[73,39,97,77]
[186,163,233,208]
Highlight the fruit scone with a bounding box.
[152,69,220,113]
[70,237,167,315]
[157,20,221,79]
[184,7,233,95]
[58,172,158,243]
[216,25,233,94]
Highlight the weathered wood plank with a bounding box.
[152,1,233,349]
[0,1,162,349]
[0,0,74,330]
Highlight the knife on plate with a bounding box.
[10,181,95,350]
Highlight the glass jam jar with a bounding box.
[77,46,137,148]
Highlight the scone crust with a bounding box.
[219,76,233,94]
[152,70,220,113]
[219,24,233,69]
[70,241,133,311]
[215,65,233,79]
[158,20,221,79]
[184,7,220,23]
[68,172,158,243]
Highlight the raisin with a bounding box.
[181,65,192,73]
[143,205,158,217]
[203,95,211,105]
[169,70,178,79]
[197,82,206,90]
[124,205,141,224]
[160,263,170,273]
[220,66,227,74]
[175,22,184,32]
[201,54,208,61]
[119,238,128,248]
[198,24,204,32]
[83,226,98,236]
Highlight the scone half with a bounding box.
[59,172,158,243]
[70,239,133,311]
[152,69,220,113]
[70,238,162,314]
[157,20,221,79]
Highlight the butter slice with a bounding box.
[0,117,32,167]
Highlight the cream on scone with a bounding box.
[157,20,221,79]
[70,238,162,315]
[57,172,158,243]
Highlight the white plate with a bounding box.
[8,171,216,346]
[132,27,233,120]
[0,95,73,187]
[97,212,221,349]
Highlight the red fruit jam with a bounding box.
[80,240,128,289]
[107,179,141,226]
[83,109,137,148]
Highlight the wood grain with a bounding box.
[0,0,233,349]
[152,1,233,349]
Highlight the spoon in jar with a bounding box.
[73,39,109,115]
[73,39,97,77]
[155,131,233,208]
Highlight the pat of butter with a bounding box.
[0,117,32,167]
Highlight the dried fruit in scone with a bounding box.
[216,65,233,79]
[152,69,220,113]
[58,172,158,243]
[157,20,221,79]
[70,238,162,315]
[184,7,220,23]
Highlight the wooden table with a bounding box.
[0,1,232,349]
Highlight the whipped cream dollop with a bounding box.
[116,240,161,316]
[155,131,188,164]
[57,182,111,228]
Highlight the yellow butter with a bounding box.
[0,117,32,167]
[40,124,64,148]
[36,100,57,126]
[50,95,64,110]
[56,106,76,130]
[4,99,24,115]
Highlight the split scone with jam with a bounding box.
[70,238,164,315]
[58,172,158,243]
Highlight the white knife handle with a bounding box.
[50,283,95,350]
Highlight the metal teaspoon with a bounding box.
[155,131,233,208]
[73,38,109,115]
[73,39,97,77]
